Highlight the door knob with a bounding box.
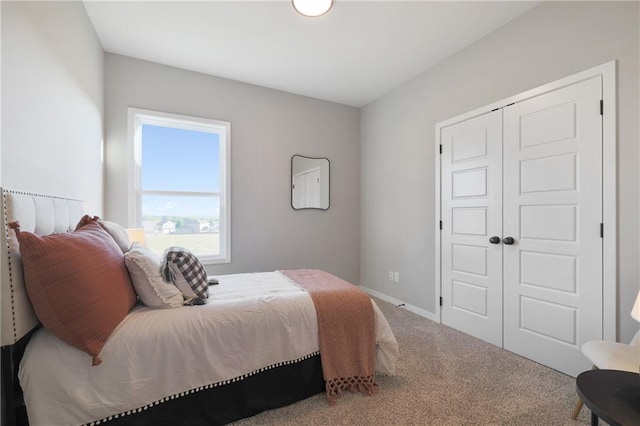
[503,237,515,245]
[489,236,501,244]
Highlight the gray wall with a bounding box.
[1,2,103,417]
[360,1,639,342]
[104,54,360,283]
[1,1,104,213]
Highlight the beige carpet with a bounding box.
[233,297,592,425]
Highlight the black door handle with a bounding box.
[489,236,500,244]
[503,237,515,245]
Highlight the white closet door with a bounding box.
[502,76,603,376]
[440,110,503,347]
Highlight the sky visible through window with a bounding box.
[141,124,221,218]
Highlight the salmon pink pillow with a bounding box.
[12,220,137,366]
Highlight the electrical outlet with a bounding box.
[394,272,400,282]
[388,271,394,281]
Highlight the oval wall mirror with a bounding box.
[291,155,330,210]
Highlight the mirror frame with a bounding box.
[291,155,330,210]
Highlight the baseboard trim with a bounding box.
[360,286,438,322]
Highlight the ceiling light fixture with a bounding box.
[292,0,333,17]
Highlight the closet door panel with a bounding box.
[440,110,502,347]
[502,76,603,377]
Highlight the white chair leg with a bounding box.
[571,365,596,420]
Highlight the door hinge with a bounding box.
[439,296,443,307]
[600,223,604,238]
[600,100,603,115]
[439,144,443,154]
[439,220,443,230]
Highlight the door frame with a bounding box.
[435,60,617,341]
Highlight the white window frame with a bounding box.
[127,108,231,265]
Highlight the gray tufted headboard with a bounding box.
[1,188,84,346]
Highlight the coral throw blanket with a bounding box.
[280,269,378,403]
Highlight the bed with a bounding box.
[0,188,398,426]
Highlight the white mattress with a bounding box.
[19,271,399,425]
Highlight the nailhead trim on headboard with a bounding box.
[2,190,18,343]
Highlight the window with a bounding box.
[128,108,230,264]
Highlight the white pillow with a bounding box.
[98,219,131,254]
[124,243,184,309]
[75,215,131,254]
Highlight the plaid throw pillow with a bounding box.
[161,247,209,302]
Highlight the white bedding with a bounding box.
[19,271,399,425]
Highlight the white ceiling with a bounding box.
[83,1,540,107]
